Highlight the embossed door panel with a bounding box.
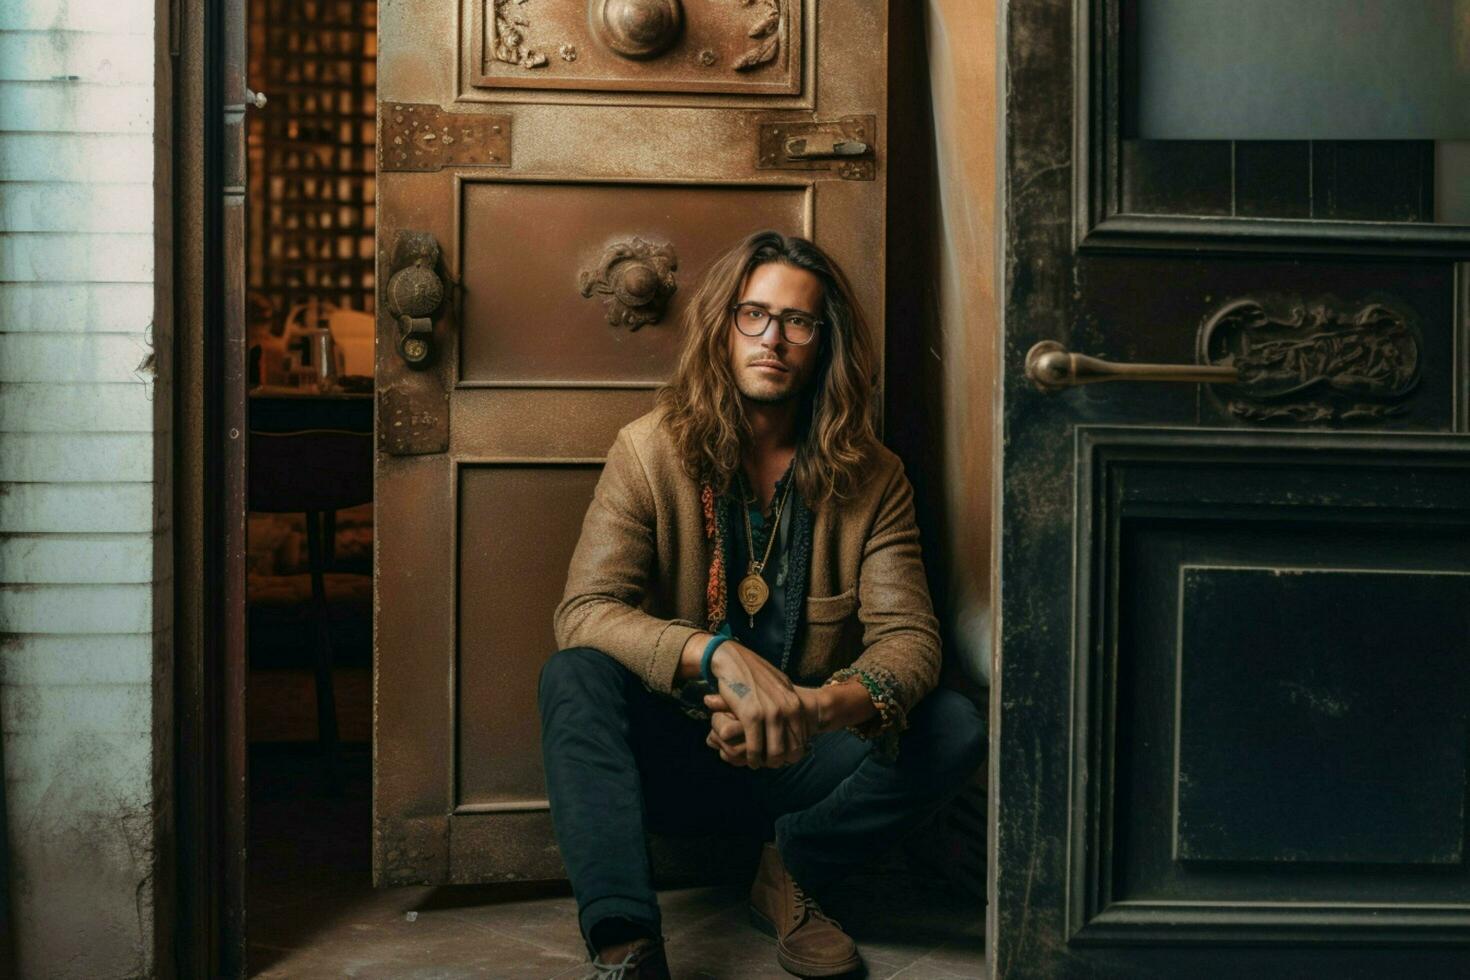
[995,1,1470,976]
[458,181,810,384]
[471,0,806,96]
[375,0,887,884]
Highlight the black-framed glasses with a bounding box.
[729,303,823,346]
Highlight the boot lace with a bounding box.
[586,936,665,980]
[791,880,842,931]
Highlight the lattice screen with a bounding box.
[247,0,377,328]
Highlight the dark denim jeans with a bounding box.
[537,647,986,953]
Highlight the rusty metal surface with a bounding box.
[378,103,511,172]
[447,811,568,883]
[757,115,877,180]
[376,0,889,885]
[449,388,655,458]
[373,453,455,885]
[378,382,449,455]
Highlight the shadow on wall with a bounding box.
[888,0,999,692]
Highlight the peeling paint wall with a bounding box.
[0,0,172,975]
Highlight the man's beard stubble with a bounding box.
[734,367,802,405]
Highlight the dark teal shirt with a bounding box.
[723,465,812,678]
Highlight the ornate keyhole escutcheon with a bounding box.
[578,237,678,330]
[590,0,683,60]
[1199,295,1422,424]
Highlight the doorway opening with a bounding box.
[231,2,991,975]
[243,0,377,970]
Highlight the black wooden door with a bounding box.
[992,3,1470,977]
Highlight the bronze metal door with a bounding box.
[374,1,889,884]
[993,2,1470,976]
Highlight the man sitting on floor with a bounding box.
[539,230,985,979]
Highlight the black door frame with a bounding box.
[173,0,250,973]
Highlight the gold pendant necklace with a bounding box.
[738,474,793,626]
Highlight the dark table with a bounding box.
[248,387,373,434]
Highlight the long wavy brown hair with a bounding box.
[655,230,878,506]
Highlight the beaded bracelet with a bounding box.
[824,666,901,740]
[850,669,887,706]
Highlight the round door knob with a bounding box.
[386,261,444,319]
[578,237,678,330]
[592,0,683,60]
[615,263,661,307]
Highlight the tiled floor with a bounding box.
[248,746,986,979]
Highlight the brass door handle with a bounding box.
[1024,340,1238,392]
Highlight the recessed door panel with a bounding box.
[458,181,810,386]
[1175,566,1470,868]
[455,463,601,809]
[1059,430,1470,954]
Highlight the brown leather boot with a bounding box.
[747,842,862,977]
[586,935,671,980]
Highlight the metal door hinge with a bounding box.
[379,104,512,173]
[758,116,876,181]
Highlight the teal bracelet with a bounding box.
[700,623,732,691]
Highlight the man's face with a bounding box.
[727,262,824,405]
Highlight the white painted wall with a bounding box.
[0,0,170,975]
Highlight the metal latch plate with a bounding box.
[757,115,877,181]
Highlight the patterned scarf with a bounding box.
[700,482,728,630]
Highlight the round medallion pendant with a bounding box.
[738,573,770,617]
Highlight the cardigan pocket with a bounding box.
[804,588,857,624]
[800,588,859,675]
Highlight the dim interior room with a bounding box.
[241,0,378,967]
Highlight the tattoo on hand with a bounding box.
[728,680,751,699]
